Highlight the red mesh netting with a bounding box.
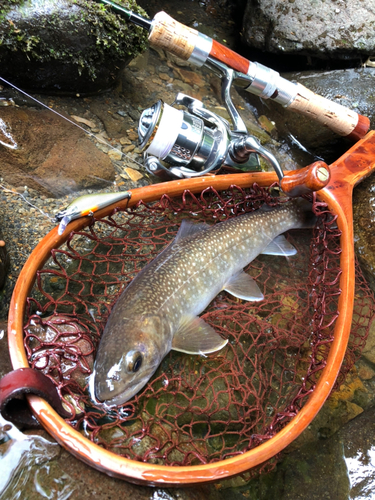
[23,184,374,467]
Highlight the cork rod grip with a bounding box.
[288,83,370,141]
[148,11,198,61]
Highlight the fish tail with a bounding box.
[293,198,317,228]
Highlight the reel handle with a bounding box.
[149,12,369,141]
[280,161,330,197]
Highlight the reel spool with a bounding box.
[138,95,260,180]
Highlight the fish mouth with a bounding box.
[93,362,159,407]
[95,377,151,407]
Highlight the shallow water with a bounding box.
[1,0,375,499]
[0,415,75,500]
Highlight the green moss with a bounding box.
[0,0,149,80]
[0,0,24,10]
[0,0,25,21]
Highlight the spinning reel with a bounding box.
[137,58,284,181]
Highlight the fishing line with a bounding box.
[0,76,144,169]
[0,183,55,221]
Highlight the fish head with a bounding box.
[93,314,170,407]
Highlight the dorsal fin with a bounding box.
[174,219,210,243]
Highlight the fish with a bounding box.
[55,191,131,235]
[93,198,315,406]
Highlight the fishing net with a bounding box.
[22,183,373,470]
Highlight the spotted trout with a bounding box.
[93,199,315,406]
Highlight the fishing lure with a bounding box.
[55,191,131,235]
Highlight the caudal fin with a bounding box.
[293,198,317,229]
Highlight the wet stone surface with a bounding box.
[246,405,375,500]
[0,106,115,197]
[242,0,375,61]
[353,172,375,297]
[0,0,148,94]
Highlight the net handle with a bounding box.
[280,161,330,197]
[7,131,375,485]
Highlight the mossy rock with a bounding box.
[0,0,149,94]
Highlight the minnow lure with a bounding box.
[55,191,131,235]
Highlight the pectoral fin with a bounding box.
[224,271,264,301]
[172,316,228,354]
[261,234,297,256]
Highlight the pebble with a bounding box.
[119,137,132,145]
[96,144,110,153]
[127,130,138,141]
[107,149,123,161]
[124,167,143,182]
[357,362,375,380]
[122,144,135,153]
[70,115,97,129]
[174,68,206,88]
[128,109,141,121]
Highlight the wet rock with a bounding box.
[240,68,375,161]
[0,106,115,197]
[0,321,12,379]
[89,100,133,137]
[240,406,375,500]
[280,363,373,456]
[174,68,206,88]
[353,172,375,296]
[0,237,9,290]
[108,149,123,161]
[242,0,375,61]
[338,406,375,499]
[124,167,143,182]
[0,0,148,95]
[356,359,375,381]
[361,317,375,365]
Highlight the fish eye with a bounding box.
[126,351,143,373]
[132,355,143,372]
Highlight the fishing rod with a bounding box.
[0,7,332,209]
[90,2,330,194]
[97,0,370,142]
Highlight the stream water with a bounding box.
[1,1,375,499]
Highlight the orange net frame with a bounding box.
[22,184,373,467]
